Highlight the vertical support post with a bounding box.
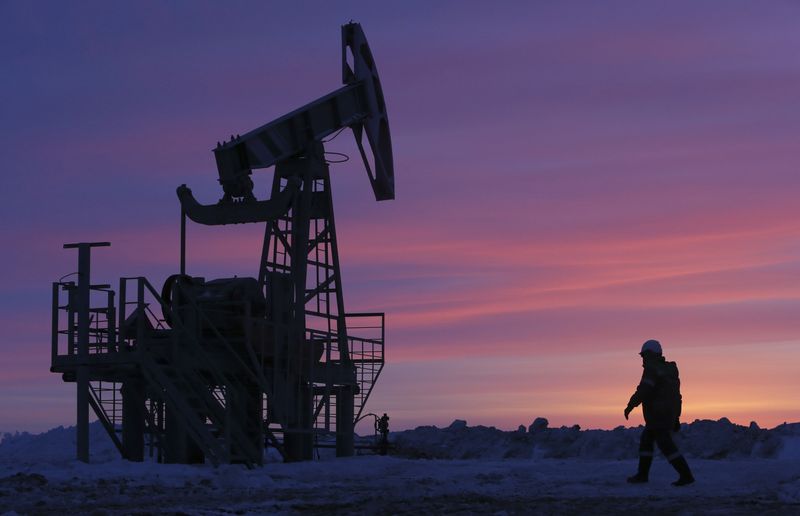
[76,245,90,463]
[324,172,355,457]
[336,386,354,457]
[136,278,145,346]
[63,241,110,463]
[121,379,145,461]
[51,283,59,364]
[107,290,116,353]
[118,278,126,351]
[285,154,315,461]
[180,208,186,276]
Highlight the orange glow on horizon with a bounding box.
[370,341,800,431]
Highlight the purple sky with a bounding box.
[1,1,799,434]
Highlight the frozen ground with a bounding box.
[0,419,798,515]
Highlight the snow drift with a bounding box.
[2,417,798,465]
[391,418,800,461]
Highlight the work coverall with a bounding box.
[626,353,693,484]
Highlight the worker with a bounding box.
[377,413,390,455]
[624,339,694,486]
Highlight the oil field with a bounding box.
[2,2,800,514]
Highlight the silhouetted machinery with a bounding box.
[50,23,392,466]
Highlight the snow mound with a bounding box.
[391,418,800,461]
[0,423,118,465]
[1,418,799,467]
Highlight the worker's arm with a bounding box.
[624,368,657,419]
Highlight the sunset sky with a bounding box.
[1,1,799,435]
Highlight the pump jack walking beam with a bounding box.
[179,22,394,229]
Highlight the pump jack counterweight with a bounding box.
[51,23,392,466]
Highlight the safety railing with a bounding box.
[51,281,116,365]
[307,312,384,431]
[346,313,385,422]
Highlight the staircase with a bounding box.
[88,381,123,453]
[130,278,265,467]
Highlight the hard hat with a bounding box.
[640,339,662,355]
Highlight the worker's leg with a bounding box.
[628,427,655,483]
[654,429,694,486]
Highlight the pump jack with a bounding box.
[51,23,393,466]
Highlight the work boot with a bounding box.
[669,455,695,486]
[627,455,652,483]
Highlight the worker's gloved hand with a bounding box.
[624,406,633,420]
[673,418,681,432]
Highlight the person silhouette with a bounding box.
[377,413,390,455]
[624,339,694,486]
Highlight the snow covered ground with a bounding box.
[1,418,798,514]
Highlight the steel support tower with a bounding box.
[50,22,393,466]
